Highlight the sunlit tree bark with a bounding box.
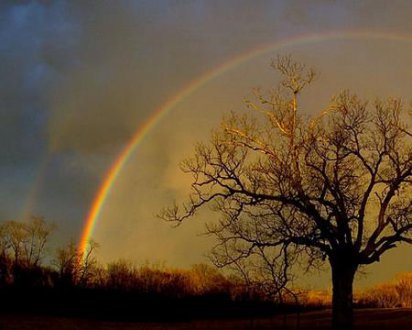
[161,55,412,330]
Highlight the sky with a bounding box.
[3,0,412,289]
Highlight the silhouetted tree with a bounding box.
[78,239,99,286]
[0,216,54,286]
[54,239,98,288]
[106,259,138,290]
[23,216,55,268]
[188,263,230,296]
[0,225,11,285]
[161,55,412,329]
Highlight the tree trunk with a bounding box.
[331,262,357,330]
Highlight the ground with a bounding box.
[1,309,412,330]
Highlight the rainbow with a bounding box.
[78,30,412,256]
[20,153,53,221]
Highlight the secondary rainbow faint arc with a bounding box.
[78,30,412,256]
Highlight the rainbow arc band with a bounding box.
[78,30,412,257]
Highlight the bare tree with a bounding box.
[2,221,27,266]
[54,239,99,288]
[23,216,55,267]
[106,259,138,290]
[78,239,99,286]
[0,216,54,286]
[54,240,80,287]
[0,225,11,285]
[0,216,54,268]
[161,55,412,330]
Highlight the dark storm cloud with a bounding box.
[46,0,287,153]
[1,0,407,161]
[0,0,359,159]
[0,1,71,165]
[0,1,78,220]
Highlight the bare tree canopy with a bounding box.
[54,239,99,288]
[161,55,412,330]
[0,216,55,268]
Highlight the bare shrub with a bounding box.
[357,273,412,308]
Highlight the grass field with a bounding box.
[1,309,412,330]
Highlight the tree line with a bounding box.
[0,216,292,320]
[3,216,412,321]
[0,216,300,302]
[0,216,258,296]
[0,216,96,288]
